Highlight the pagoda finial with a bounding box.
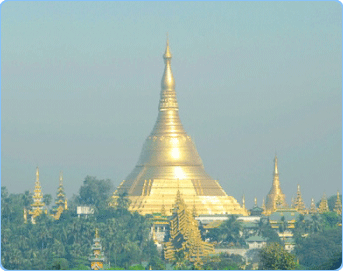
[309,198,317,214]
[164,33,172,60]
[318,193,329,213]
[242,194,246,209]
[36,166,39,182]
[274,155,278,175]
[59,171,63,185]
[254,197,257,207]
[160,36,176,99]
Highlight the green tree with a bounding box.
[43,194,53,210]
[295,227,342,268]
[327,194,342,211]
[259,243,296,270]
[78,176,114,210]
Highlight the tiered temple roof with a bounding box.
[164,189,214,267]
[293,185,306,214]
[318,193,329,213]
[53,171,68,220]
[333,191,342,215]
[28,167,46,223]
[89,229,105,270]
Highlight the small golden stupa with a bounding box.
[333,191,342,215]
[113,39,246,216]
[293,184,306,214]
[318,193,330,213]
[52,171,68,220]
[265,156,288,215]
[27,167,46,223]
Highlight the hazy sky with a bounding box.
[1,1,341,209]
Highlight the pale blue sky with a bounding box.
[1,1,342,208]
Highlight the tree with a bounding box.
[328,194,342,211]
[205,216,244,247]
[78,176,114,210]
[43,194,53,210]
[259,243,296,270]
[295,227,342,268]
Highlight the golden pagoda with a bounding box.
[28,167,46,223]
[164,189,214,266]
[333,191,342,215]
[293,184,306,214]
[318,193,329,213]
[113,39,247,216]
[89,228,105,270]
[52,171,68,220]
[265,155,288,215]
[309,198,317,214]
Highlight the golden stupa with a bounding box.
[114,39,247,216]
[265,156,288,215]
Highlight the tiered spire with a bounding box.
[265,155,287,215]
[28,167,46,223]
[318,193,329,213]
[53,171,68,220]
[309,198,317,214]
[164,191,214,266]
[89,228,105,270]
[333,191,342,215]
[293,184,306,214]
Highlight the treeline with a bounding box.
[1,177,163,270]
[1,176,342,270]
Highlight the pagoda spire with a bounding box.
[333,191,342,215]
[293,184,306,214]
[318,193,329,213]
[53,171,67,220]
[309,198,317,214]
[274,155,278,175]
[29,167,46,223]
[265,155,287,215]
[242,194,246,210]
[89,228,105,270]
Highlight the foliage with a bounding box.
[259,242,296,270]
[202,253,245,270]
[327,194,342,211]
[77,176,114,210]
[204,216,245,247]
[1,183,158,270]
[43,194,53,209]
[314,250,342,270]
[259,220,281,244]
[295,227,342,269]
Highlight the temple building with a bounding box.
[89,228,105,270]
[27,167,46,223]
[52,171,68,220]
[333,191,342,215]
[292,185,306,214]
[164,189,214,267]
[309,198,317,214]
[113,40,247,216]
[265,156,288,215]
[318,193,330,213]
